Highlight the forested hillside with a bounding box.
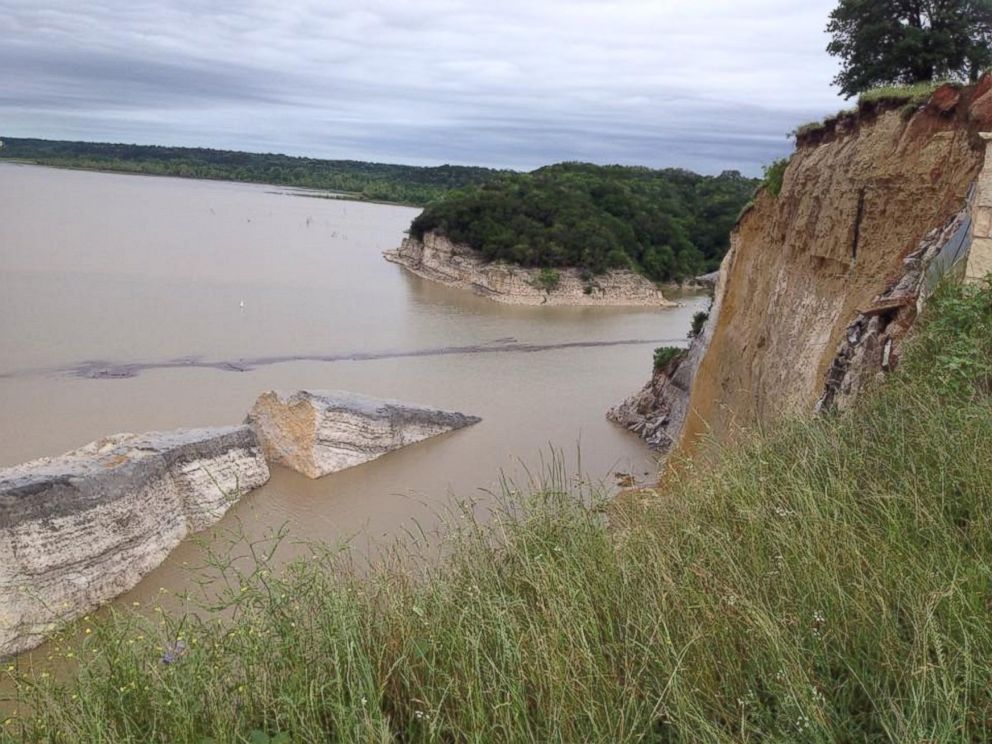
[410,162,758,282]
[0,137,505,206]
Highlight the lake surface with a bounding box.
[0,162,704,605]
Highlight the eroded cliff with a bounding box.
[613,78,992,458]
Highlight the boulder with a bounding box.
[246,390,481,478]
[0,426,269,658]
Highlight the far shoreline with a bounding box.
[0,159,424,209]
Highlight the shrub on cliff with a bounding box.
[762,158,789,198]
[653,346,684,372]
[689,310,709,338]
[6,281,992,742]
[532,267,561,293]
[409,163,757,283]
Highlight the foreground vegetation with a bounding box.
[410,163,757,283]
[3,280,992,742]
[0,138,505,206]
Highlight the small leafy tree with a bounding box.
[827,0,992,98]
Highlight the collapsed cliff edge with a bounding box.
[610,77,992,459]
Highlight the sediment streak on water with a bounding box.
[11,337,690,380]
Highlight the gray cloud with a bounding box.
[1,0,846,174]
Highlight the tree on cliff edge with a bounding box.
[827,0,992,97]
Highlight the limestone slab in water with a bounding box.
[0,426,270,658]
[246,390,481,478]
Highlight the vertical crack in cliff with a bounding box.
[851,188,867,269]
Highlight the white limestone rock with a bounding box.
[385,232,674,307]
[0,426,269,658]
[246,390,481,478]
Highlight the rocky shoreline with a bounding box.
[607,252,728,452]
[0,390,480,658]
[384,231,674,307]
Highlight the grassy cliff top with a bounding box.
[791,77,989,146]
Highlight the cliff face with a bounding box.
[607,255,731,449]
[613,79,992,458]
[385,232,674,306]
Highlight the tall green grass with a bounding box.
[4,280,992,743]
[858,81,948,109]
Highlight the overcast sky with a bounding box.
[2,1,847,175]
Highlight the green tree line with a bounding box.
[0,137,506,206]
[410,162,757,283]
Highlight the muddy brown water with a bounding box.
[0,162,706,670]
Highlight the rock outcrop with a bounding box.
[608,255,730,452]
[816,207,972,413]
[385,232,674,307]
[246,390,481,478]
[612,77,992,459]
[0,427,269,658]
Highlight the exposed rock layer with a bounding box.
[385,232,674,306]
[246,390,481,479]
[816,209,971,413]
[613,78,992,457]
[607,251,731,452]
[0,427,269,658]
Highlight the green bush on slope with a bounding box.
[761,158,789,198]
[4,281,992,742]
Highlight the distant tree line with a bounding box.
[410,162,757,283]
[0,137,506,206]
